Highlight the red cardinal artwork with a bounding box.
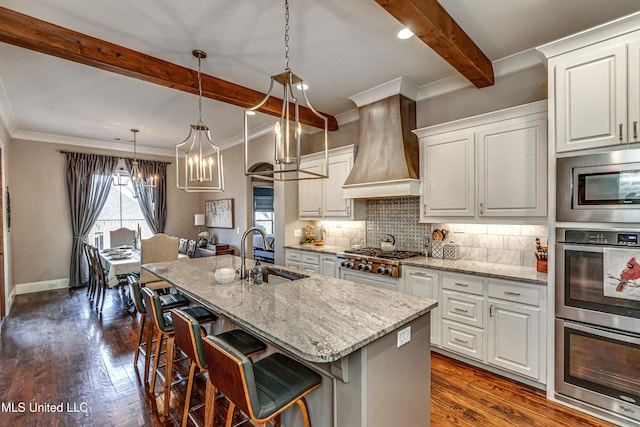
[617,257,640,292]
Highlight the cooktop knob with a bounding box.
[384,267,393,275]
[363,264,372,272]
[376,266,385,274]
[358,263,366,270]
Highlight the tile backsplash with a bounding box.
[313,198,548,268]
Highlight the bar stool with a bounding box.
[141,287,218,416]
[129,279,190,383]
[202,335,322,427]
[171,308,267,427]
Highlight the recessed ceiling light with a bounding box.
[296,83,309,91]
[397,28,414,40]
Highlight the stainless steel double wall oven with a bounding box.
[555,147,640,424]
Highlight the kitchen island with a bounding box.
[143,255,437,427]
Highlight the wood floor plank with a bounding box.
[0,288,624,426]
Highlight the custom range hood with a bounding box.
[342,93,420,199]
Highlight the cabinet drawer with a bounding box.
[488,280,540,307]
[285,250,301,262]
[442,319,485,361]
[301,252,320,265]
[442,290,484,328]
[442,273,484,295]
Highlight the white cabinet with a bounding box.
[320,254,338,278]
[552,36,640,152]
[416,101,547,222]
[487,280,544,381]
[403,266,441,347]
[405,266,547,384]
[298,145,365,220]
[422,130,475,217]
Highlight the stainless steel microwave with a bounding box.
[557,149,640,223]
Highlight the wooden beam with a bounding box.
[0,7,338,130]
[375,0,494,88]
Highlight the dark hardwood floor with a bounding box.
[0,288,617,427]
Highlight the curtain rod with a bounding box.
[59,150,172,165]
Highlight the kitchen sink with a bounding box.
[261,267,308,284]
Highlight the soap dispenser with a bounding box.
[252,257,263,284]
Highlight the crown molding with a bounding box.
[11,129,175,157]
[348,77,420,107]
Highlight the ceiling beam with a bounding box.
[375,0,494,88]
[0,7,338,131]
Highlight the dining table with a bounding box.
[98,247,141,288]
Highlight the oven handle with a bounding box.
[557,243,604,253]
[561,319,640,346]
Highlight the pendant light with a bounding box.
[128,129,157,193]
[176,50,225,192]
[243,0,328,181]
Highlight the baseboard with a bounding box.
[15,278,69,295]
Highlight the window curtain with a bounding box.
[124,159,168,234]
[65,152,119,288]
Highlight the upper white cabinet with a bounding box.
[298,145,365,220]
[537,17,640,152]
[553,39,628,152]
[415,101,548,222]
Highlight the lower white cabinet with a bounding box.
[284,249,319,274]
[404,266,441,347]
[402,266,546,384]
[320,254,338,278]
[285,249,336,276]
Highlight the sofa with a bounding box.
[253,234,275,264]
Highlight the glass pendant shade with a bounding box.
[176,49,225,192]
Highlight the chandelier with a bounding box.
[176,50,224,192]
[129,129,157,193]
[243,0,328,181]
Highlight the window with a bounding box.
[88,178,152,249]
[253,185,274,235]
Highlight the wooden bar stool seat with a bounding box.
[141,287,218,416]
[203,335,322,427]
[171,308,267,427]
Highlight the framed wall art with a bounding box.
[205,198,234,228]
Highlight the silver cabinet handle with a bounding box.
[504,291,521,296]
[423,204,428,215]
[480,202,484,215]
[454,307,469,313]
[634,121,638,140]
[489,304,494,317]
[346,205,350,215]
[318,207,321,214]
[619,123,624,141]
[454,337,469,344]
[455,282,469,287]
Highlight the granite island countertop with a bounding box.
[143,255,437,363]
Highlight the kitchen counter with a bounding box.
[283,243,346,254]
[402,256,548,285]
[143,255,436,363]
[286,244,547,285]
[143,255,436,427]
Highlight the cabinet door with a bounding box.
[324,152,353,218]
[477,116,547,217]
[298,158,324,218]
[628,38,640,144]
[405,268,440,347]
[487,300,540,381]
[320,255,338,278]
[422,129,475,218]
[554,41,627,152]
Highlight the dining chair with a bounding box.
[202,335,322,427]
[86,244,109,311]
[110,227,136,248]
[83,242,97,300]
[171,309,266,427]
[140,233,180,291]
[141,287,217,416]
